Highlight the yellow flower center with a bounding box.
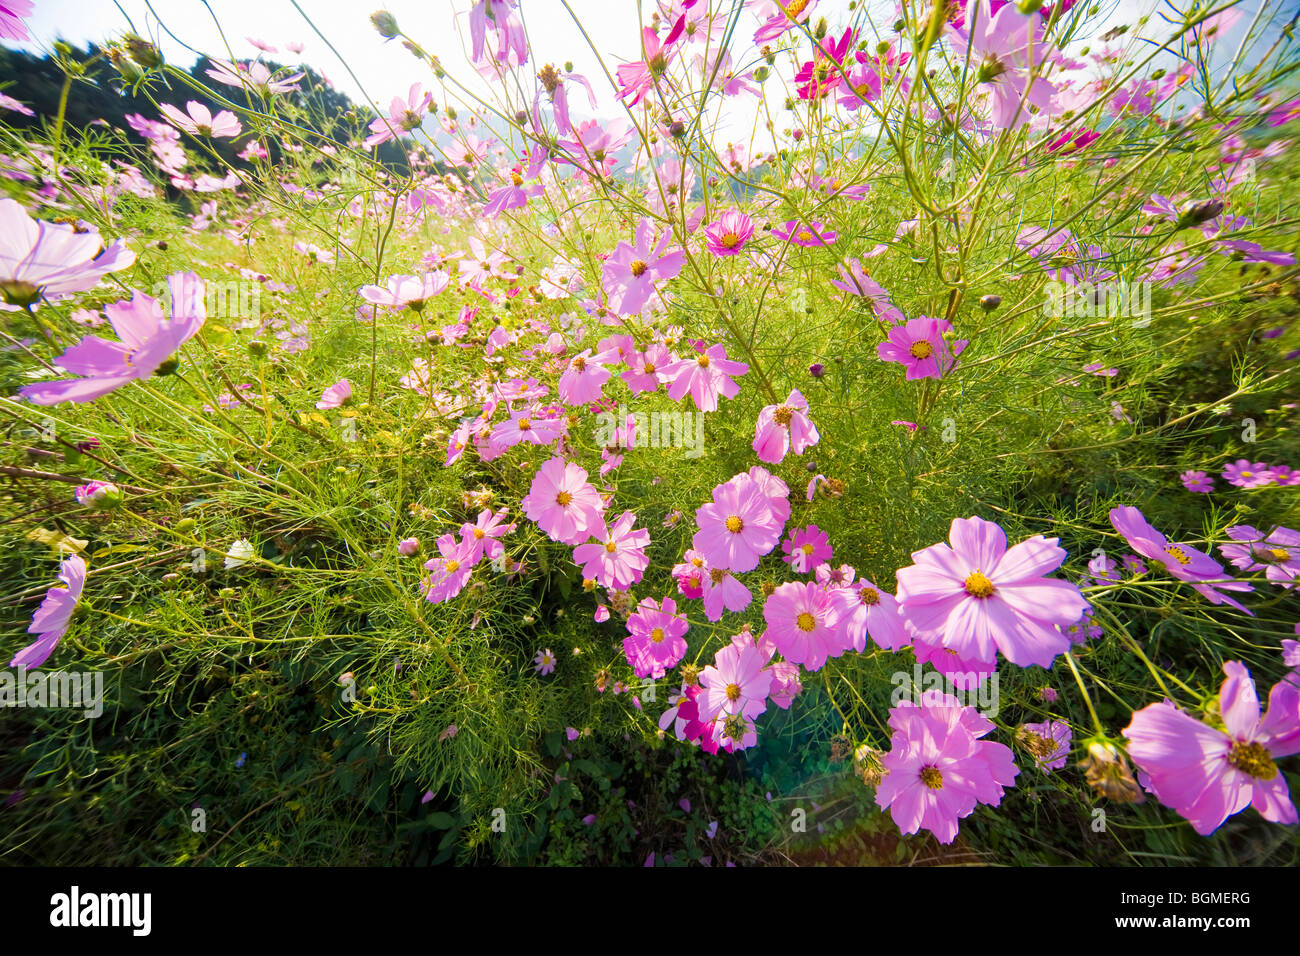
[445,559,460,573]
[725,515,744,533]
[920,766,943,789]
[555,491,573,506]
[796,612,817,632]
[964,571,995,598]
[605,540,617,553]
[697,354,711,367]
[797,230,813,243]
[725,682,742,701]
[518,418,531,430]
[1227,741,1277,780]
[859,586,880,606]
[629,260,648,277]
[719,232,741,249]
[1164,545,1191,566]
[773,406,794,426]
[650,627,665,644]
[909,340,934,359]
[474,529,485,540]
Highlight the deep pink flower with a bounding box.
[623,596,689,679]
[602,218,685,316]
[949,0,1057,130]
[521,457,605,545]
[10,554,85,669]
[772,219,837,247]
[781,524,832,573]
[877,316,967,380]
[700,565,753,621]
[876,698,1019,844]
[1219,525,1300,589]
[459,507,514,565]
[895,515,1089,668]
[616,27,673,106]
[557,348,614,406]
[1180,469,1214,493]
[1124,662,1300,835]
[661,342,748,412]
[1221,458,1274,489]
[828,258,904,323]
[0,1,33,42]
[693,472,784,573]
[1019,720,1072,771]
[573,511,651,590]
[763,580,843,672]
[753,388,819,463]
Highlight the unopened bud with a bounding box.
[370,11,400,38]
[979,294,1002,311]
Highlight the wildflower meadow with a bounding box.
[1,0,1299,881]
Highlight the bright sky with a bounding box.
[8,0,1275,134]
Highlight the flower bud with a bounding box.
[979,294,1002,311]
[397,537,420,556]
[370,10,400,38]
[75,480,122,511]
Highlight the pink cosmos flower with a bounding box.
[159,101,242,138]
[743,465,791,527]
[397,537,420,557]
[616,27,674,106]
[700,565,753,622]
[697,641,773,724]
[10,554,86,669]
[573,511,651,590]
[704,209,756,256]
[0,1,33,42]
[622,343,673,394]
[693,473,784,573]
[875,698,1019,845]
[661,342,748,412]
[1180,469,1214,493]
[469,0,527,66]
[828,258,904,323]
[753,388,819,464]
[1219,525,1300,589]
[772,219,837,247]
[0,198,136,306]
[895,515,1089,669]
[602,218,685,316]
[1109,506,1255,614]
[359,272,449,310]
[521,457,605,545]
[830,578,908,652]
[949,0,1057,130]
[1221,459,1274,489]
[315,379,351,409]
[205,58,304,95]
[623,596,690,679]
[74,480,120,510]
[752,0,817,44]
[877,316,968,380]
[363,83,433,147]
[557,348,614,406]
[763,580,843,672]
[459,508,514,565]
[781,524,832,573]
[20,272,206,405]
[1123,661,1300,835]
[423,534,474,604]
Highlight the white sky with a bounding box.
[6,1,1275,131]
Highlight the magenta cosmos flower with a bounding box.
[704,209,755,256]
[697,640,773,724]
[460,507,514,565]
[763,580,844,672]
[781,524,832,573]
[772,219,837,247]
[160,101,242,138]
[1180,469,1214,493]
[693,472,785,573]
[875,698,1019,845]
[895,515,1089,669]
[877,316,967,380]
[521,457,605,545]
[602,218,685,316]
[1019,720,1072,772]
[623,596,689,679]
[661,343,748,412]
[0,1,33,42]
[1124,661,1300,835]
[949,0,1057,130]
[1220,525,1300,589]
[753,388,819,464]
[1109,506,1255,614]
[11,554,86,669]
[0,198,136,307]
[700,565,753,621]
[573,511,651,590]
[19,272,206,405]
